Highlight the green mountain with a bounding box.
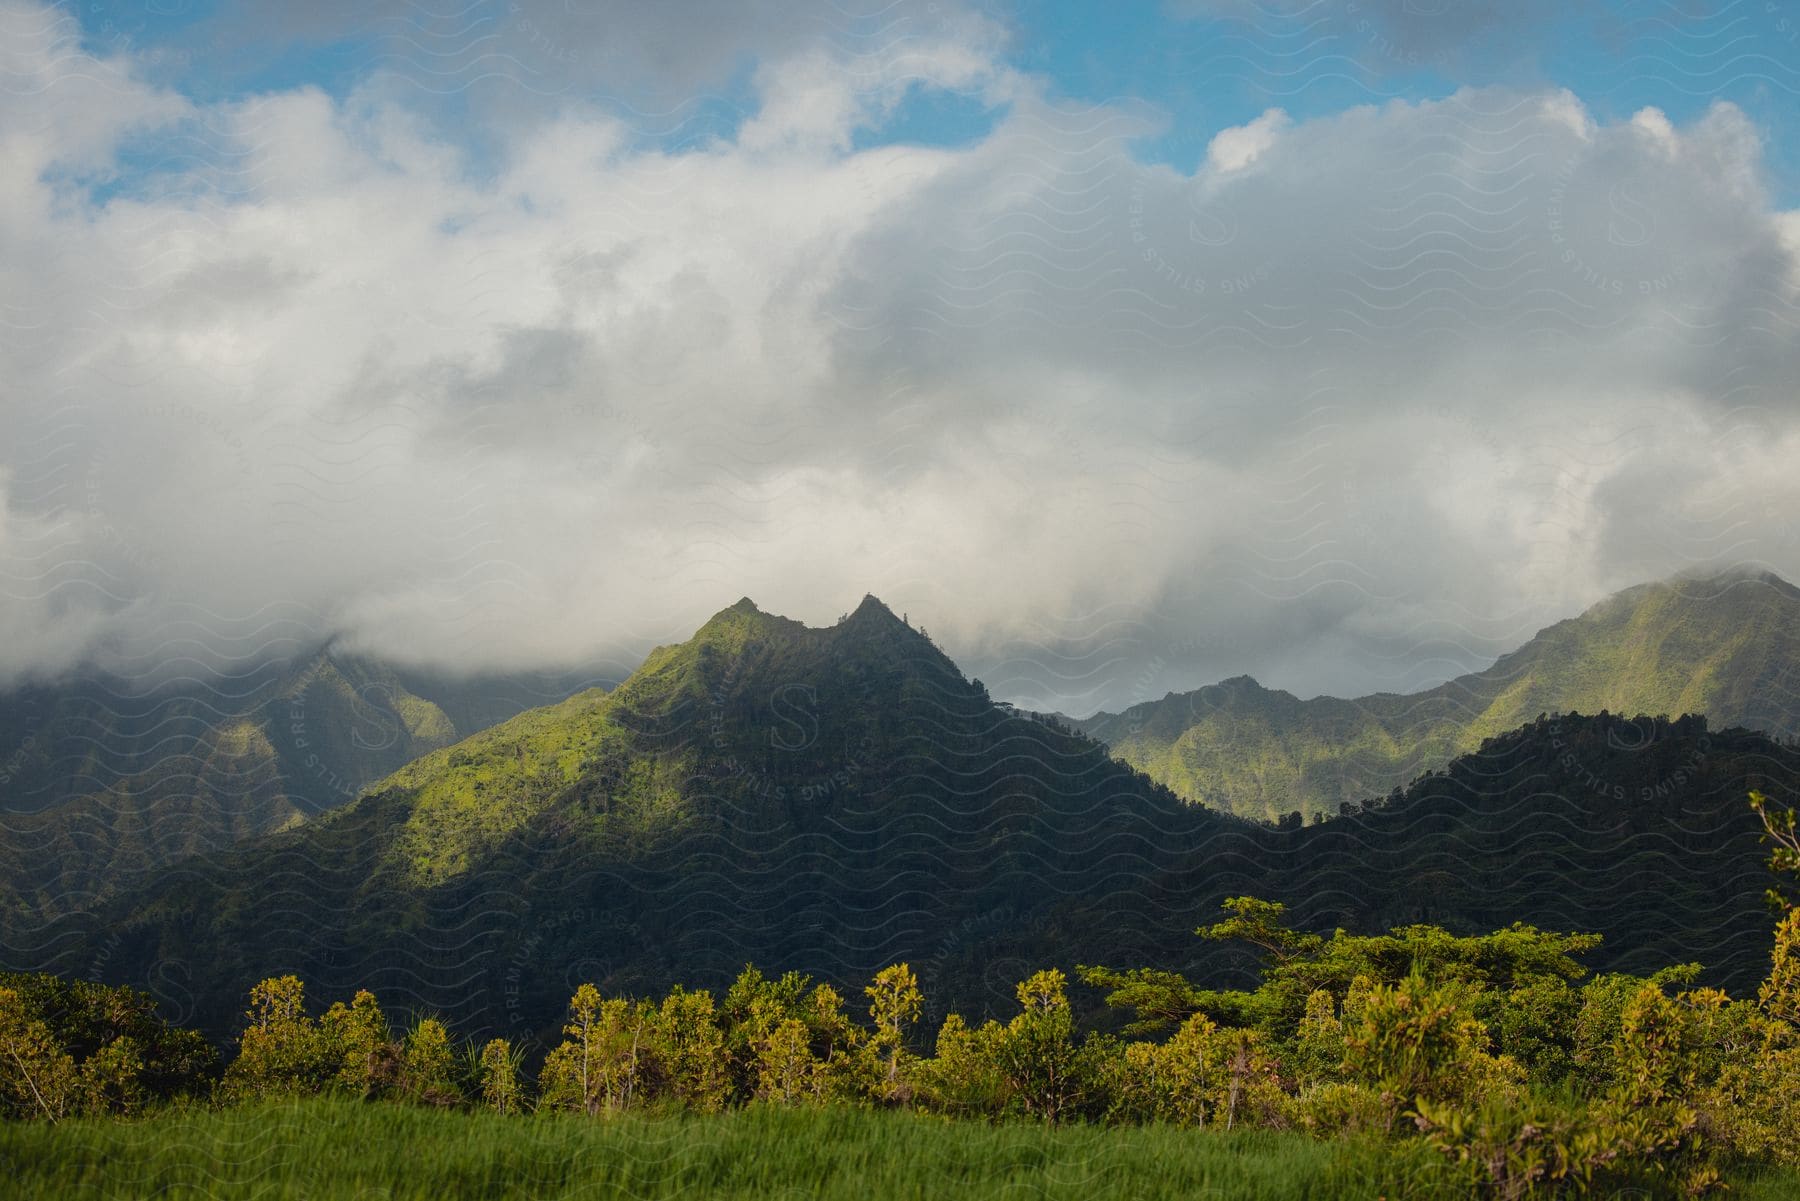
[1077,568,1800,820]
[0,651,597,923]
[20,596,1225,1036]
[1100,711,1796,993]
[13,596,1794,1047]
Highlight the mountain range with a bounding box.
[8,590,1793,1050]
[0,651,604,923]
[1076,569,1800,820]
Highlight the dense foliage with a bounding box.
[0,974,214,1120]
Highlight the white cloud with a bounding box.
[0,3,1796,714]
[1539,90,1592,140]
[740,28,1009,155]
[1630,107,1677,155]
[1205,108,1288,173]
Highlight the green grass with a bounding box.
[0,1099,1409,1200]
[6,1098,1797,1201]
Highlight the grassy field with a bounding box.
[5,1099,1799,1201]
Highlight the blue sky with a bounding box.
[66,0,1800,201]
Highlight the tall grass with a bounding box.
[6,1098,1797,1200]
[0,1097,1395,1200]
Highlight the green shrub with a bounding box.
[221,976,332,1101]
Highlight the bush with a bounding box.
[1285,1082,1389,1138]
[1411,1092,1631,1199]
[1339,972,1521,1128]
[221,977,335,1101]
[0,986,76,1120]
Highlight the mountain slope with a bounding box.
[1078,569,1800,819]
[0,651,600,921]
[16,597,1241,1036]
[1066,712,1798,996]
[12,598,1795,1048]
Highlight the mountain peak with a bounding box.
[695,596,779,633]
[1669,564,1799,599]
[1574,565,1800,627]
[845,593,901,625]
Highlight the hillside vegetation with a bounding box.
[1079,570,1800,819]
[0,652,597,923]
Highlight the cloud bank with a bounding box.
[1,0,1797,713]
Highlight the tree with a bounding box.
[1157,1014,1233,1127]
[79,1036,146,1116]
[0,986,76,1121]
[1750,790,1798,911]
[754,1017,819,1105]
[536,1043,586,1113]
[401,1018,457,1105]
[1074,965,1211,1036]
[1198,897,1324,965]
[0,973,215,1104]
[1339,971,1519,1129]
[653,986,727,1112]
[995,969,1079,1122]
[540,985,654,1116]
[1763,909,1800,1028]
[597,998,653,1112]
[565,983,603,1112]
[319,989,392,1097]
[863,964,921,1103]
[1292,988,1345,1089]
[224,976,328,1099]
[721,966,809,1100]
[804,983,857,1078]
[918,1013,1006,1116]
[478,1038,521,1114]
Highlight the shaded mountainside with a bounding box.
[10,598,1795,1052]
[1061,712,1798,999]
[1078,569,1800,820]
[0,652,600,922]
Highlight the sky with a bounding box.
[1,0,1798,714]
